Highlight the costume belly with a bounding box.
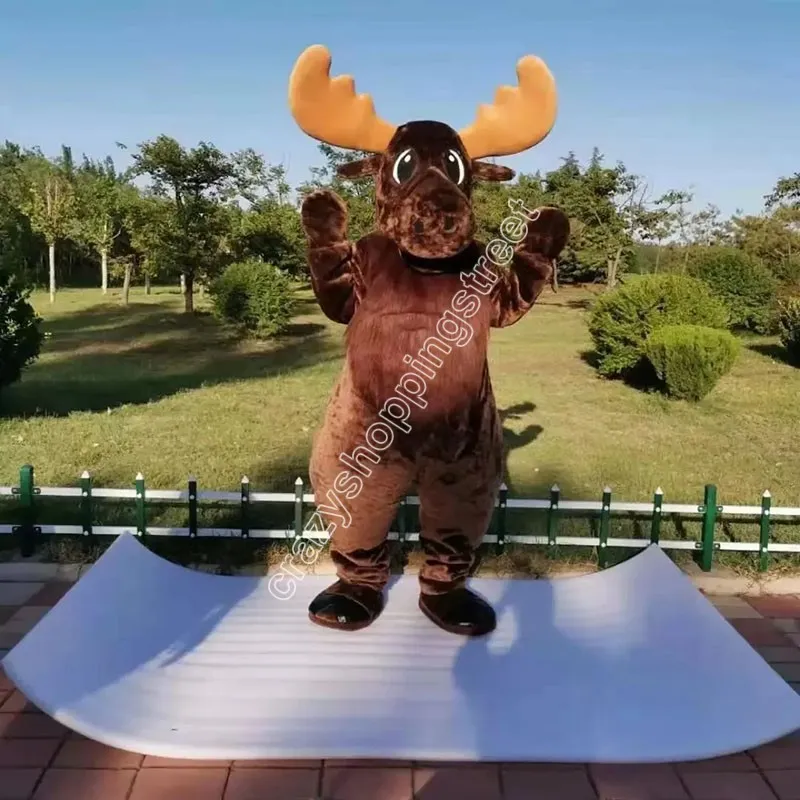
[345,308,491,431]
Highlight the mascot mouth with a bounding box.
[400,242,480,275]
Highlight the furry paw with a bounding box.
[521,207,570,260]
[301,189,348,246]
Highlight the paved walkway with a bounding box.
[1,579,800,799]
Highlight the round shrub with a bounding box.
[644,324,739,401]
[776,296,800,366]
[586,273,730,379]
[210,260,294,337]
[0,270,44,393]
[688,247,778,333]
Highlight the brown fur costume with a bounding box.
[288,45,569,636]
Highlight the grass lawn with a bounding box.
[1,282,799,574]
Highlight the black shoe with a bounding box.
[419,588,496,636]
[308,580,384,631]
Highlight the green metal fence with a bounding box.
[2,464,799,572]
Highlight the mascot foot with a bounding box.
[308,580,384,631]
[418,588,496,637]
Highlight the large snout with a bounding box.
[385,168,474,259]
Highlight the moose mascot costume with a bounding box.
[288,44,569,636]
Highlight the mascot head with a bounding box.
[288,45,558,260]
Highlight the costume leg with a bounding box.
[307,377,414,631]
[415,407,504,636]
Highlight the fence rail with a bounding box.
[2,465,800,572]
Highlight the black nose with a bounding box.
[413,220,424,235]
[443,215,455,232]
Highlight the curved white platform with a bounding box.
[3,533,800,763]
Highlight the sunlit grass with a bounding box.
[1,282,799,575]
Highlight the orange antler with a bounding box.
[288,45,397,153]
[458,55,557,160]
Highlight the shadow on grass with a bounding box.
[1,300,339,418]
[39,303,188,353]
[291,295,321,313]
[577,350,663,394]
[578,349,601,370]
[747,341,798,367]
[545,296,593,310]
[498,401,543,497]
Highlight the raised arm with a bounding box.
[490,207,570,328]
[300,189,363,325]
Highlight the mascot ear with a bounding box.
[472,161,515,182]
[337,155,383,180]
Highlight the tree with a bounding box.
[232,201,305,277]
[297,144,376,241]
[0,142,43,283]
[119,190,181,304]
[688,203,730,247]
[634,190,689,272]
[473,171,546,240]
[230,165,305,277]
[129,135,268,312]
[730,206,800,285]
[543,150,638,288]
[657,189,696,271]
[73,156,127,293]
[19,146,76,303]
[765,173,800,209]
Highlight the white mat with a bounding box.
[3,534,800,763]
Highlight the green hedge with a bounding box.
[209,260,294,337]
[587,273,730,380]
[644,324,739,401]
[688,247,778,333]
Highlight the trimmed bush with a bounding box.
[776,296,800,366]
[688,247,778,333]
[644,324,739,401]
[0,270,44,393]
[587,273,730,379]
[210,260,294,337]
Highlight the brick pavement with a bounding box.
[1,580,800,798]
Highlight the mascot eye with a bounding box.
[392,149,417,184]
[444,150,465,184]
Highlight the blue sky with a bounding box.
[1,0,798,218]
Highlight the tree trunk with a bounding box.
[122,263,132,306]
[607,247,623,290]
[144,274,151,295]
[183,272,194,313]
[48,243,56,303]
[101,249,109,294]
[550,260,559,293]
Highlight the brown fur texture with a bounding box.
[301,122,568,598]
[289,46,568,631]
